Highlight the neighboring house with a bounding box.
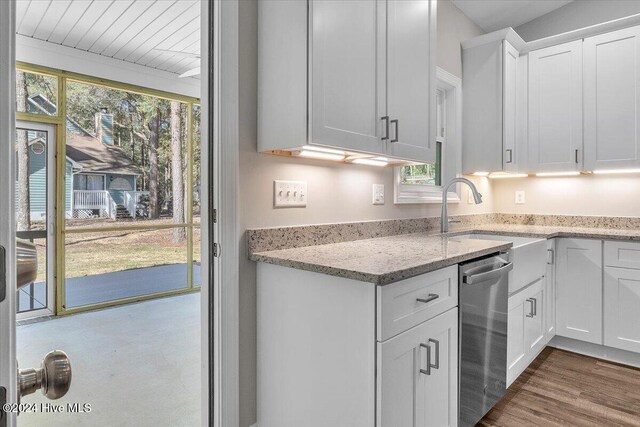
[17,94,145,221]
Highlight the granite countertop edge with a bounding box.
[250,224,640,286]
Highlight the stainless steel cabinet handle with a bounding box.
[575,149,579,164]
[419,342,431,375]
[506,149,513,164]
[428,338,440,370]
[526,298,535,318]
[416,293,439,304]
[390,119,399,143]
[463,262,513,285]
[531,298,538,316]
[547,248,555,265]
[381,116,389,141]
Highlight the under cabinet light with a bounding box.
[296,150,345,161]
[487,173,528,179]
[535,171,581,177]
[351,158,388,167]
[592,169,640,175]
[302,145,346,156]
[472,172,489,177]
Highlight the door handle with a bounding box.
[505,149,513,164]
[390,119,399,143]
[428,338,440,370]
[0,245,5,303]
[18,350,72,403]
[547,248,554,265]
[416,293,439,304]
[419,342,431,375]
[381,116,389,141]
[526,298,535,317]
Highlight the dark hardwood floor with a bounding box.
[478,347,640,426]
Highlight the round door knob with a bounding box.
[42,350,72,399]
[19,350,72,401]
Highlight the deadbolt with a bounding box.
[18,350,72,402]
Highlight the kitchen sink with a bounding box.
[451,233,547,294]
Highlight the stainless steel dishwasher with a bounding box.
[459,254,512,427]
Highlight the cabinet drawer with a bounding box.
[377,265,458,341]
[605,241,640,269]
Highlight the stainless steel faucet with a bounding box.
[441,177,483,233]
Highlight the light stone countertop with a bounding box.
[251,222,640,285]
[251,232,512,285]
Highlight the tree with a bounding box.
[148,106,160,219]
[170,101,186,242]
[16,71,30,231]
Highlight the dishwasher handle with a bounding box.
[462,262,513,285]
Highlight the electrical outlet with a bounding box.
[515,190,526,204]
[372,184,385,205]
[274,180,307,208]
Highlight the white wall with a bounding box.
[237,2,484,426]
[492,175,640,216]
[515,0,640,41]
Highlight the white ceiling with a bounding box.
[16,0,200,78]
[452,0,573,33]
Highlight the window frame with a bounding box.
[394,68,462,204]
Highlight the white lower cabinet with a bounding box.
[377,308,458,427]
[555,238,603,344]
[507,279,545,386]
[604,266,640,353]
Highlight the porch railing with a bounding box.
[72,190,116,219]
[124,191,150,218]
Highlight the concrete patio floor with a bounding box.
[16,292,201,427]
[18,263,201,311]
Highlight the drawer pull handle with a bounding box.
[416,293,439,304]
[419,342,431,375]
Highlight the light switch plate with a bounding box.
[515,190,525,204]
[372,184,385,205]
[274,180,307,208]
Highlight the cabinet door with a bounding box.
[604,266,640,353]
[377,308,458,427]
[584,26,640,171]
[310,0,386,154]
[385,0,437,163]
[506,279,544,387]
[528,41,583,172]
[556,239,603,344]
[544,240,556,340]
[503,40,518,171]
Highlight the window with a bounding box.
[75,174,105,191]
[394,68,461,203]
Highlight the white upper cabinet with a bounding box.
[503,41,519,172]
[462,32,526,174]
[258,0,437,163]
[584,26,640,171]
[310,0,385,153]
[385,0,437,162]
[528,41,583,173]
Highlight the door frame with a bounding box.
[15,121,56,320]
[1,1,238,426]
[206,1,240,426]
[0,0,17,423]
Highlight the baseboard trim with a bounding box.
[548,336,640,368]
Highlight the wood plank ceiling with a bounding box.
[16,0,200,77]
